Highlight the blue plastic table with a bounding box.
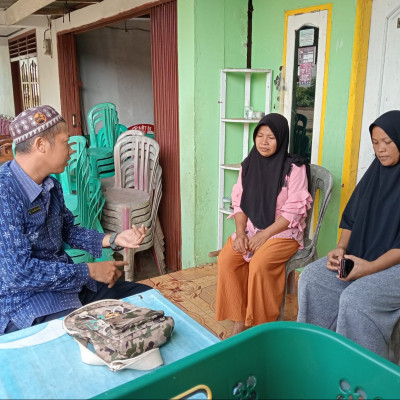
[0,289,219,399]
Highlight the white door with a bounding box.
[283,10,328,164]
[358,0,400,181]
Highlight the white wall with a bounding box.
[35,26,61,112]
[1,0,156,120]
[2,26,61,115]
[0,38,15,116]
[76,18,153,131]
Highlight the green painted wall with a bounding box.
[178,0,248,268]
[252,0,357,256]
[178,0,358,268]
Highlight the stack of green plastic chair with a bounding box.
[62,137,93,263]
[87,179,114,262]
[60,136,88,226]
[87,102,127,179]
[57,135,113,263]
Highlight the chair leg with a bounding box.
[122,206,134,281]
[134,252,142,273]
[123,247,134,282]
[278,281,287,321]
[287,270,296,294]
[153,247,163,275]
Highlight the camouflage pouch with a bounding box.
[63,299,174,371]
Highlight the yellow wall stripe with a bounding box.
[338,0,372,237]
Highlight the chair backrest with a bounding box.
[0,114,13,137]
[87,102,120,148]
[295,113,307,134]
[128,124,155,140]
[87,179,106,231]
[293,113,310,159]
[304,164,334,247]
[113,131,160,194]
[59,136,87,195]
[125,129,145,136]
[0,139,13,156]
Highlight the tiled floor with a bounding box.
[137,258,299,340]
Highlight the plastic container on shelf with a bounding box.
[222,196,232,210]
[94,321,400,399]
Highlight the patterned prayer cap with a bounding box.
[10,105,64,144]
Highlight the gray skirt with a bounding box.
[297,256,400,359]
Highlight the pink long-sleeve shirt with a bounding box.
[229,164,313,261]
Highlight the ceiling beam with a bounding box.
[34,9,66,16]
[4,0,55,26]
[54,0,101,3]
[0,11,48,28]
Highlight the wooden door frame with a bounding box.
[10,61,23,115]
[57,33,82,135]
[57,0,182,270]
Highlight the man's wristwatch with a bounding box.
[109,233,124,251]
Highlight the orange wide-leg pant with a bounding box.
[215,236,299,326]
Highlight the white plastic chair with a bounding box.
[101,131,164,280]
[278,164,334,319]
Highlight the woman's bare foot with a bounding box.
[230,321,246,336]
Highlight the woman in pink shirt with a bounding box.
[215,113,312,336]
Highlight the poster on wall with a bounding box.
[298,46,315,65]
[298,46,316,87]
[299,63,312,87]
[299,28,315,47]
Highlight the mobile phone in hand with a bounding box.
[339,258,354,278]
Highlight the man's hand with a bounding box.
[248,230,268,253]
[233,232,249,254]
[115,224,147,249]
[327,246,346,271]
[87,261,128,288]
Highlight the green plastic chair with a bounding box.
[59,136,90,226]
[88,103,118,148]
[64,165,114,263]
[65,248,94,264]
[293,113,311,161]
[60,136,87,193]
[87,102,127,180]
[65,176,113,263]
[65,179,112,263]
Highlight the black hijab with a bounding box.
[240,113,309,230]
[340,110,400,261]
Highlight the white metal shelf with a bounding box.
[220,163,241,171]
[221,118,260,123]
[217,68,272,249]
[222,68,272,73]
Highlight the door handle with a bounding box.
[72,113,77,128]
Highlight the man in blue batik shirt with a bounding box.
[0,105,150,334]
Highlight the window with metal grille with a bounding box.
[19,58,40,109]
[8,30,37,61]
[8,30,40,110]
